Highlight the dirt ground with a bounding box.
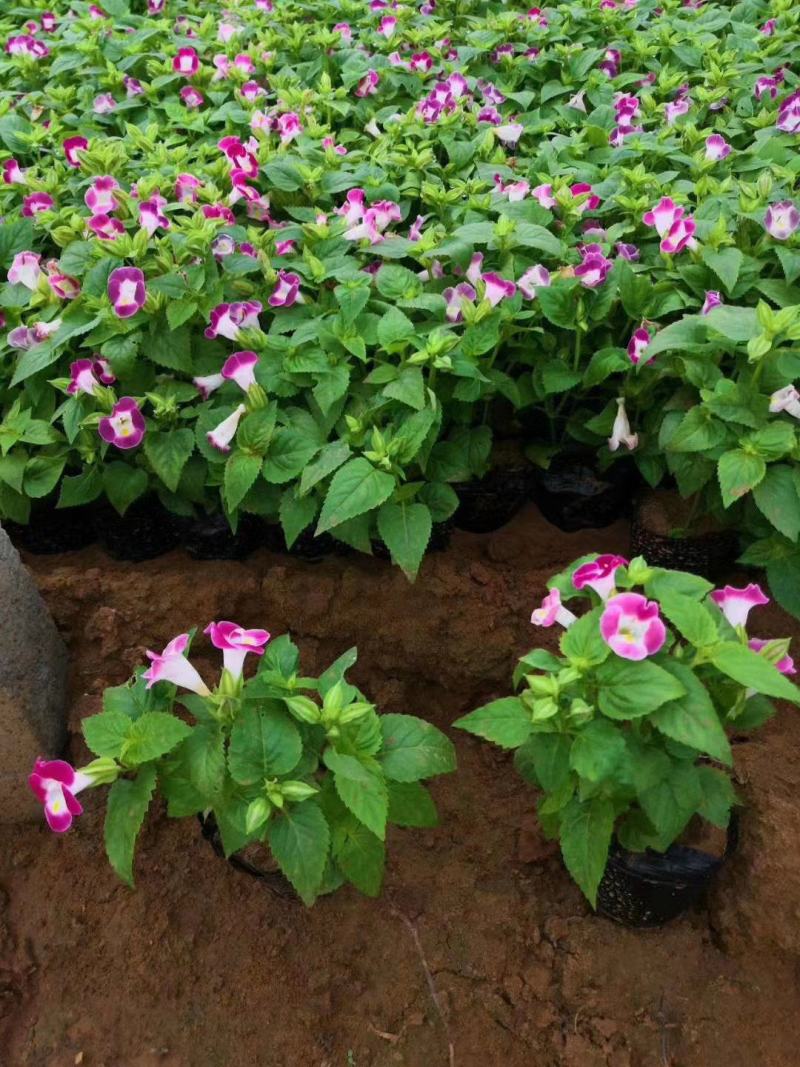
[2,503,799,1067]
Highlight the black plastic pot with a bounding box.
[454,466,533,533]
[630,516,739,581]
[182,513,263,561]
[198,814,297,900]
[100,496,182,562]
[263,524,350,563]
[597,817,737,928]
[5,497,99,554]
[532,452,637,533]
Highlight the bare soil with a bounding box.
[2,504,799,1067]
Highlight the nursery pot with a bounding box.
[531,451,637,533]
[263,523,350,562]
[100,496,183,562]
[454,465,533,534]
[198,813,296,900]
[597,816,738,928]
[182,512,263,561]
[5,497,99,554]
[630,515,739,581]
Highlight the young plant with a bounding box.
[30,624,456,903]
[455,554,800,906]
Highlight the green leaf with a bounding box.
[383,366,425,410]
[237,405,277,455]
[23,457,66,500]
[379,713,457,780]
[0,219,34,268]
[645,568,713,601]
[516,733,572,790]
[595,659,686,719]
[228,703,303,784]
[569,720,626,782]
[143,429,194,493]
[377,306,415,347]
[512,222,562,256]
[387,781,438,827]
[669,408,727,453]
[57,467,103,509]
[83,710,132,759]
[696,765,736,828]
[651,661,732,764]
[263,428,320,484]
[717,450,766,507]
[766,555,800,620]
[559,796,615,907]
[123,712,191,765]
[267,800,330,905]
[104,764,156,887]
[639,761,702,841]
[537,284,577,328]
[376,501,432,579]
[453,698,532,749]
[325,750,388,840]
[703,305,759,342]
[753,465,800,540]
[559,608,609,666]
[279,488,318,548]
[224,451,262,512]
[316,457,395,533]
[583,348,629,391]
[103,462,148,516]
[331,818,385,896]
[711,642,800,704]
[299,440,351,495]
[657,590,719,646]
[181,724,226,798]
[702,247,743,294]
[147,322,193,373]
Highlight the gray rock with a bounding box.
[0,527,69,822]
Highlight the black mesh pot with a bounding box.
[198,813,297,900]
[532,452,638,533]
[182,513,263,561]
[630,517,739,581]
[100,497,182,562]
[5,497,99,554]
[597,817,737,928]
[454,466,533,533]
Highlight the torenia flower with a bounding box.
[207,404,247,453]
[710,584,769,628]
[705,134,731,161]
[8,251,41,289]
[748,638,796,675]
[85,176,120,214]
[701,291,722,315]
[93,93,116,114]
[531,588,577,629]
[627,325,650,364]
[615,242,640,261]
[124,75,144,97]
[608,398,638,452]
[518,265,551,299]
[660,216,697,255]
[443,283,476,323]
[573,555,628,599]
[665,97,690,124]
[173,47,200,75]
[205,621,270,679]
[482,272,517,306]
[379,14,397,36]
[355,70,380,97]
[99,398,146,450]
[600,593,666,660]
[22,193,54,216]
[575,245,612,288]
[193,373,225,400]
[46,263,81,300]
[769,385,800,419]
[180,86,204,108]
[2,158,25,184]
[143,633,210,695]
[175,173,202,203]
[108,267,146,318]
[28,758,93,833]
[493,175,529,202]
[204,301,262,341]
[222,351,259,391]
[776,89,800,134]
[139,195,170,236]
[496,123,524,147]
[68,359,100,397]
[642,196,683,237]
[277,112,302,145]
[269,270,303,307]
[63,136,88,168]
[89,214,125,240]
[764,202,800,240]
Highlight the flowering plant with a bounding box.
[455,554,800,905]
[32,625,456,902]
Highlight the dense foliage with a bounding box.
[1,0,800,580]
[455,554,800,904]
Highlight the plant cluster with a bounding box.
[2,0,800,580]
[30,623,456,902]
[455,553,800,904]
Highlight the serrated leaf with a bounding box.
[595,659,685,719]
[379,713,457,780]
[376,501,432,579]
[316,457,395,533]
[144,429,194,493]
[386,781,438,827]
[651,661,732,765]
[104,764,156,887]
[559,796,614,907]
[717,449,766,507]
[453,698,532,748]
[267,800,330,905]
[229,703,303,784]
[224,451,262,512]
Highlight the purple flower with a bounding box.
[749,638,796,676]
[8,251,41,289]
[761,19,777,35]
[180,86,204,108]
[270,270,303,307]
[379,14,397,36]
[482,272,517,306]
[701,291,722,315]
[532,183,556,209]
[526,7,549,28]
[22,192,53,217]
[175,173,202,203]
[277,112,302,145]
[46,262,80,300]
[93,93,116,114]
[705,134,731,161]
[193,373,225,399]
[63,136,88,168]
[615,242,640,261]
[173,47,200,76]
[204,301,262,341]
[665,97,690,125]
[2,158,25,184]
[627,325,651,364]
[85,176,120,214]
[68,359,100,397]
[443,283,476,323]
[207,404,247,452]
[573,554,628,599]
[575,245,612,288]
[139,195,170,236]
[124,75,144,97]
[710,584,769,629]
[108,267,146,318]
[29,758,93,833]
[600,592,666,660]
[599,48,621,77]
[608,397,638,451]
[764,202,800,240]
[517,265,550,299]
[205,620,270,679]
[355,70,380,97]
[89,214,125,240]
[143,633,210,694]
[222,351,259,392]
[660,217,697,255]
[769,385,800,419]
[99,397,146,450]
[531,588,576,629]
[777,89,800,134]
[755,73,784,100]
[642,196,682,236]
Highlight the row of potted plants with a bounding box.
[32,555,797,924]
[1,0,800,590]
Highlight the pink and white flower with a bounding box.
[575,244,612,288]
[207,404,247,452]
[769,385,800,419]
[518,265,551,299]
[642,196,683,237]
[355,70,380,97]
[46,263,80,300]
[8,251,41,289]
[68,359,100,397]
[204,301,262,341]
[627,325,650,364]
[705,134,731,161]
[175,173,202,203]
[608,397,638,452]
[28,758,93,833]
[531,588,577,629]
[124,75,144,97]
[277,112,302,145]
[665,95,691,125]
[599,48,621,77]
[748,638,796,675]
[63,136,89,168]
[85,176,120,214]
[443,283,476,323]
[8,319,61,349]
[22,193,53,216]
[205,620,270,679]
[143,633,210,695]
[89,214,125,240]
[776,89,800,134]
[99,397,145,450]
[616,242,640,261]
[482,272,516,306]
[379,15,397,37]
[600,592,666,660]
[108,267,146,318]
[764,202,800,241]
[269,271,303,307]
[3,159,25,184]
[660,216,697,255]
[173,47,200,76]
[180,86,204,108]
[710,584,769,628]
[573,554,628,600]
[193,373,225,399]
[93,93,116,114]
[493,175,530,202]
[139,195,170,236]
[701,291,722,315]
[221,351,259,392]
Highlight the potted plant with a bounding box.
[29,622,456,903]
[455,553,800,925]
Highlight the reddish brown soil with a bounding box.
[2,504,800,1067]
